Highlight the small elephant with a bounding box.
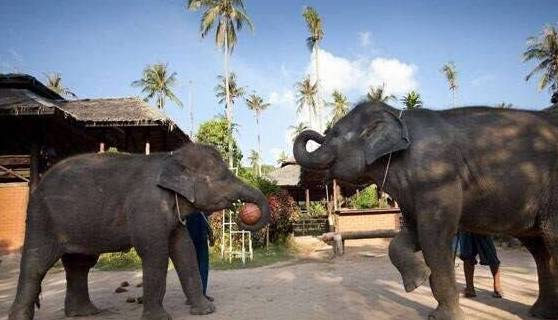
[294,101,558,320]
[9,142,270,320]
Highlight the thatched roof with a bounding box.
[0,73,181,130]
[266,163,301,187]
[59,97,169,127]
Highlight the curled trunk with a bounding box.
[234,182,271,232]
[293,130,335,170]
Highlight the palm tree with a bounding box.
[401,90,423,110]
[327,90,349,124]
[441,62,458,107]
[366,83,396,103]
[248,149,260,173]
[276,150,288,166]
[289,122,309,141]
[44,73,77,99]
[215,72,245,105]
[303,6,324,130]
[187,0,254,168]
[131,63,183,110]
[245,93,270,176]
[523,24,558,96]
[296,77,319,127]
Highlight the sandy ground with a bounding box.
[0,237,542,320]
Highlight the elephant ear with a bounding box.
[156,157,196,203]
[363,111,410,165]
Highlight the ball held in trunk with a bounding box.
[239,203,262,225]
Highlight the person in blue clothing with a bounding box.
[458,232,503,298]
[186,211,214,302]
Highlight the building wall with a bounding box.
[0,182,28,253]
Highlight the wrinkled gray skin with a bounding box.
[294,102,558,320]
[9,143,270,320]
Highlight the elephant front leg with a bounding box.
[418,206,464,320]
[169,227,215,315]
[389,227,431,292]
[135,244,172,320]
[62,254,101,317]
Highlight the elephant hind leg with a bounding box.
[519,235,558,319]
[389,227,431,292]
[61,253,101,317]
[9,242,61,320]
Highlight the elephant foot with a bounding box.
[402,263,431,292]
[428,306,465,320]
[8,304,34,320]
[141,309,172,320]
[190,298,216,315]
[530,298,558,319]
[65,301,101,317]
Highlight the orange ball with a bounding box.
[239,203,262,225]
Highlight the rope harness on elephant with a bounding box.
[380,109,405,193]
[174,192,210,227]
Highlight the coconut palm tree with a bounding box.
[366,83,396,103]
[303,6,324,130]
[289,122,309,141]
[245,93,270,176]
[248,149,260,173]
[441,62,458,107]
[401,90,423,110]
[495,102,513,109]
[296,77,319,127]
[187,0,254,168]
[131,63,183,110]
[44,73,77,99]
[327,90,349,124]
[523,24,558,96]
[215,72,245,105]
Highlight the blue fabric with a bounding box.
[186,212,209,295]
[458,232,500,267]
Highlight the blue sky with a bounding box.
[1,0,556,164]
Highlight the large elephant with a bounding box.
[9,142,270,320]
[294,101,558,320]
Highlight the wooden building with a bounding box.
[0,73,189,253]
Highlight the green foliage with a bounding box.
[238,170,280,196]
[307,201,327,216]
[44,72,77,99]
[401,90,423,110]
[96,249,142,271]
[523,24,558,92]
[327,89,349,124]
[195,116,243,168]
[366,83,396,103]
[349,184,380,209]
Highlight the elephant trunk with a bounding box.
[293,130,335,170]
[235,183,271,232]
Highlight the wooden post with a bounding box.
[29,141,40,191]
[333,179,338,211]
[305,188,310,214]
[99,142,105,153]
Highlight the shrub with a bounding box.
[349,184,380,209]
[96,249,142,270]
[238,171,280,196]
[307,201,327,216]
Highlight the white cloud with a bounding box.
[269,89,295,109]
[306,49,418,99]
[358,31,371,47]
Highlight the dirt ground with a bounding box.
[0,237,542,320]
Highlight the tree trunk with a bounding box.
[224,26,233,169]
[257,113,262,176]
[315,44,321,132]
